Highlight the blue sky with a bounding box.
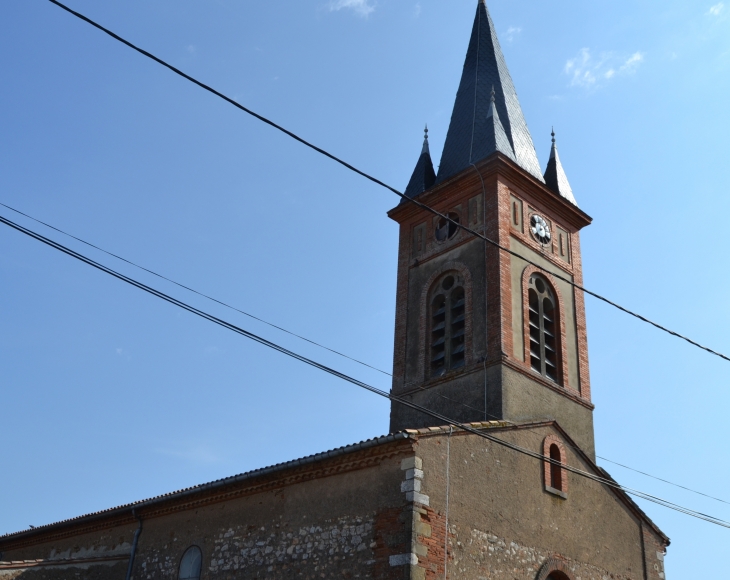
[1,0,729,576]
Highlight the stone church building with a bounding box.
[0,1,669,579]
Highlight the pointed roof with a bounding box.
[543,130,577,205]
[485,86,516,163]
[403,126,437,201]
[437,0,544,184]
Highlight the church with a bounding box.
[0,2,669,579]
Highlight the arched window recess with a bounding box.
[528,274,559,383]
[430,274,466,378]
[543,436,568,499]
[179,546,202,580]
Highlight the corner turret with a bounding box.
[403,126,437,201]
[543,130,577,205]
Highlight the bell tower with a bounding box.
[388,0,596,457]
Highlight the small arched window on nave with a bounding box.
[528,274,559,383]
[543,436,568,498]
[430,273,466,377]
[179,546,202,580]
[549,444,564,491]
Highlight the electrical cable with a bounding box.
[595,455,730,507]
[0,200,492,416]
[3,200,727,508]
[2,211,729,531]
[46,0,730,366]
[0,200,389,378]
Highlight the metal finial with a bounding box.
[424,124,429,140]
[551,127,556,144]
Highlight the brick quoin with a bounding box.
[374,506,409,580]
[416,507,447,580]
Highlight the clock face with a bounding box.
[530,215,552,246]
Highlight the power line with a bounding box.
[596,455,730,507]
[1,212,729,531]
[35,0,730,516]
[46,0,730,366]
[0,201,389,377]
[3,201,728,508]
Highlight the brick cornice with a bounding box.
[388,154,592,232]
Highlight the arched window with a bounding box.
[549,444,563,491]
[430,274,466,377]
[528,274,559,382]
[178,546,202,580]
[543,436,567,498]
[536,559,574,580]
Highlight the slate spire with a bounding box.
[403,125,437,200]
[485,86,516,163]
[543,129,577,206]
[436,0,544,183]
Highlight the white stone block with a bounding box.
[404,468,424,480]
[389,553,418,567]
[406,491,430,506]
[400,457,423,471]
[401,479,422,493]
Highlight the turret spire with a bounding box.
[436,1,543,183]
[543,129,577,205]
[403,125,436,201]
[484,85,516,162]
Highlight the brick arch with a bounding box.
[535,557,575,580]
[418,262,474,382]
[520,265,571,390]
[543,435,568,495]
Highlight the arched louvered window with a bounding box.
[430,274,466,377]
[178,546,202,580]
[528,274,559,383]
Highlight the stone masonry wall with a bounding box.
[447,525,635,580]
[137,515,377,580]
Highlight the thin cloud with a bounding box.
[505,26,522,43]
[620,52,644,73]
[328,0,375,18]
[707,2,725,16]
[565,48,644,89]
[414,3,421,18]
